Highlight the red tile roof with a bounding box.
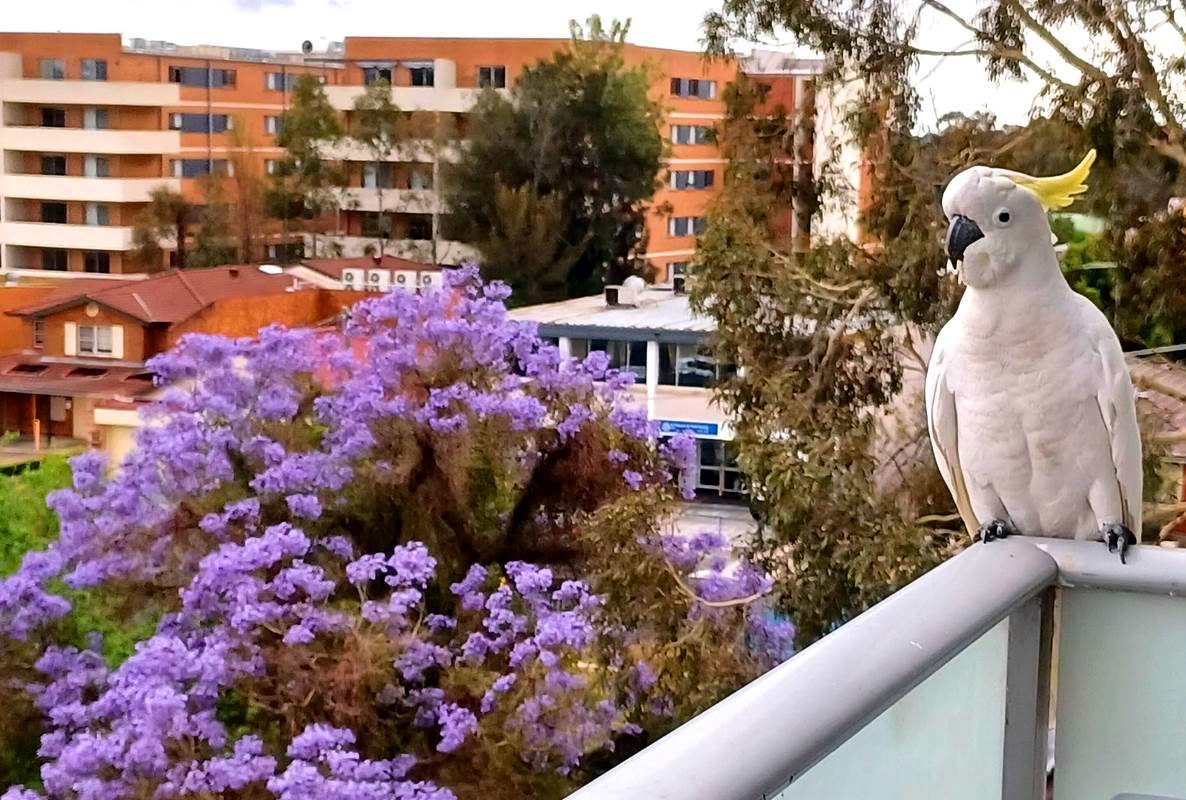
[6,266,302,324]
[297,255,440,280]
[0,355,156,400]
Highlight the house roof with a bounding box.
[0,355,157,400]
[1129,356,1186,463]
[508,286,714,342]
[5,265,300,325]
[297,255,441,281]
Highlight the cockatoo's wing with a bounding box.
[925,332,979,535]
[1092,330,1144,536]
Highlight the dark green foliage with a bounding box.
[444,16,664,301]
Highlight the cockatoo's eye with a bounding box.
[994,208,1012,226]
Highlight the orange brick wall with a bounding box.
[167,289,362,347]
[0,287,56,355]
[34,306,147,360]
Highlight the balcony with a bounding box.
[0,78,180,107]
[320,138,454,164]
[312,234,479,265]
[340,187,439,215]
[0,126,180,155]
[325,85,508,114]
[1,175,181,203]
[571,538,1186,800]
[0,220,135,251]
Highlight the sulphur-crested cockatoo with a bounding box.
[926,150,1143,562]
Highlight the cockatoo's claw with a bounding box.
[1101,523,1137,564]
[976,518,1014,543]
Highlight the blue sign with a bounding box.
[658,420,719,437]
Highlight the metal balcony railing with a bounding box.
[569,539,1186,800]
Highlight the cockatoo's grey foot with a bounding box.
[975,518,1015,543]
[1101,523,1137,565]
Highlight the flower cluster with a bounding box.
[0,268,789,800]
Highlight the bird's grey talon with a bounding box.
[977,519,1013,543]
[1101,524,1137,565]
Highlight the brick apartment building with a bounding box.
[0,32,846,286]
[0,264,360,461]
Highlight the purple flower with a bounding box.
[286,493,323,520]
[436,704,478,753]
[622,470,644,490]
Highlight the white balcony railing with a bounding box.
[0,175,181,203]
[0,220,135,251]
[0,126,181,155]
[324,84,508,114]
[570,538,1186,800]
[0,78,180,107]
[339,187,439,215]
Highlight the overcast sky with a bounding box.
[3,0,1052,126]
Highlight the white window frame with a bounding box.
[84,155,110,178]
[40,58,65,80]
[83,108,109,130]
[265,115,281,135]
[33,319,45,349]
[76,324,115,356]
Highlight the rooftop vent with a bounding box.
[606,275,646,307]
[259,263,283,275]
[67,367,107,378]
[673,275,687,295]
[10,364,47,374]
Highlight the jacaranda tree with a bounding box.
[0,267,792,800]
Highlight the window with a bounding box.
[477,65,506,88]
[265,115,282,135]
[670,261,688,276]
[362,66,392,85]
[40,107,66,127]
[670,170,715,190]
[168,113,231,133]
[362,163,394,189]
[670,78,716,99]
[41,202,67,224]
[696,440,742,496]
[168,66,235,87]
[409,169,432,190]
[588,340,648,381]
[81,59,107,80]
[84,155,110,178]
[83,108,109,130]
[77,325,114,356]
[39,58,65,80]
[41,249,68,271]
[407,217,432,241]
[408,65,434,87]
[84,251,111,273]
[671,124,711,145]
[265,71,297,91]
[265,159,278,175]
[85,204,110,226]
[267,241,304,261]
[171,159,229,178]
[40,155,66,176]
[33,320,45,349]
[668,216,707,237]
[360,213,392,238]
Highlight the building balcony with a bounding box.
[0,126,181,155]
[339,187,440,215]
[312,234,479,265]
[0,78,180,107]
[0,220,135,251]
[325,85,508,114]
[0,175,181,203]
[320,138,460,164]
[571,538,1186,800]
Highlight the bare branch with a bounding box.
[1003,0,1109,82]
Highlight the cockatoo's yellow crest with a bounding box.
[1005,149,1096,211]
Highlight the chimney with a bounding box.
[372,254,383,266]
[228,267,239,278]
[604,286,620,306]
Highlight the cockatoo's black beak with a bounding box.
[946,214,985,262]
